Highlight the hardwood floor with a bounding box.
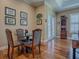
[0,39,79,59]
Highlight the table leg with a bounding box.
[73,48,76,59]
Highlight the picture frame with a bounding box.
[20,19,27,26]
[20,11,28,26]
[5,7,16,17]
[20,11,28,18]
[5,16,16,25]
[36,13,42,25]
[37,19,42,25]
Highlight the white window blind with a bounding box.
[70,13,79,40]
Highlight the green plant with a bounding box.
[36,13,42,19]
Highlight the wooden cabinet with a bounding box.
[60,16,67,39]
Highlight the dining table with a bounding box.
[19,32,32,53]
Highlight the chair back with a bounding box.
[16,29,26,40]
[25,29,28,36]
[32,29,42,45]
[6,29,14,47]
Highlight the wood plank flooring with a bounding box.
[0,39,78,59]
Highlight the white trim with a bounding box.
[43,37,57,43]
[0,46,8,51]
[56,35,60,39]
[43,39,48,43]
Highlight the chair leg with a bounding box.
[11,47,14,59]
[8,45,10,59]
[32,48,35,58]
[17,46,21,55]
[17,47,19,55]
[73,48,76,59]
[23,46,26,54]
[22,46,27,54]
[21,46,24,54]
[39,45,41,54]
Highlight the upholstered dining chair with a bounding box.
[23,29,42,58]
[25,29,30,41]
[5,29,23,59]
[16,29,28,43]
[16,29,30,52]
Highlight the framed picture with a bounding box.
[37,19,42,25]
[5,16,16,25]
[20,11,28,26]
[20,19,27,26]
[5,7,16,17]
[20,11,28,18]
[36,13,42,25]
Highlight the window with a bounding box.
[47,15,55,40]
[48,15,51,39]
[70,13,79,40]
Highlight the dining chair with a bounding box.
[25,29,30,41]
[16,29,29,52]
[25,29,28,34]
[72,40,79,59]
[16,29,29,43]
[23,29,42,58]
[5,29,23,59]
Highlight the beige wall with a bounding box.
[56,8,79,38]
[35,5,46,42]
[0,0,36,48]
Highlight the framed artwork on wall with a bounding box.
[5,7,16,17]
[20,11,28,26]
[5,7,16,25]
[5,16,16,25]
[36,19,42,25]
[36,13,42,25]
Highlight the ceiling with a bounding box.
[18,0,79,11]
[22,0,44,7]
[46,0,79,12]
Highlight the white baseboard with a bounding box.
[43,40,48,43]
[56,36,60,39]
[43,37,57,43]
[0,46,8,51]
